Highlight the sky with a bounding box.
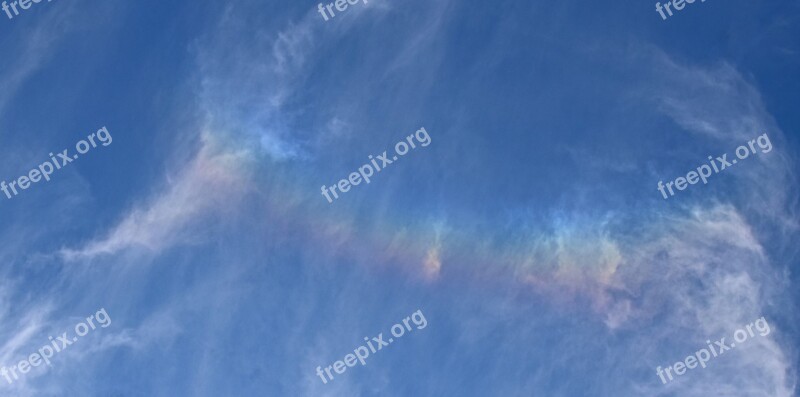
[0,0,798,396]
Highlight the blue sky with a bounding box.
[0,0,798,395]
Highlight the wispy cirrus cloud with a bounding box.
[60,132,250,261]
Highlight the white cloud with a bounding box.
[60,132,250,261]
